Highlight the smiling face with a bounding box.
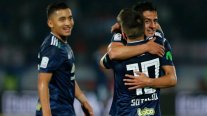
[143,10,158,37]
[47,8,74,39]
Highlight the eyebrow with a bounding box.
[144,18,158,21]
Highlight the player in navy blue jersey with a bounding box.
[108,1,165,61]
[36,2,94,116]
[100,7,177,116]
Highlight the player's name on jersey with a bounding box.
[131,93,158,106]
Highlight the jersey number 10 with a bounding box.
[126,58,160,95]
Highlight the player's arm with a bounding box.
[108,38,164,60]
[99,53,113,70]
[109,22,164,60]
[99,53,108,69]
[124,66,177,89]
[38,72,52,116]
[75,81,94,116]
[149,65,177,88]
[124,39,177,89]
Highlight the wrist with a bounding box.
[143,43,149,52]
[147,78,153,87]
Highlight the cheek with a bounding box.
[144,23,149,29]
[70,20,74,27]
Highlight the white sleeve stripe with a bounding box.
[51,36,54,45]
[51,36,58,46]
[55,38,58,46]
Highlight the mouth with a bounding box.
[63,27,71,33]
[147,29,156,35]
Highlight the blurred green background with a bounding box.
[0,0,207,116]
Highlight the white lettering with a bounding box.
[131,93,158,106]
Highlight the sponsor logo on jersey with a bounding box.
[137,107,155,116]
[40,57,49,68]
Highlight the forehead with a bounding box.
[52,8,72,18]
[143,11,157,19]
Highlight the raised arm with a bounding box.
[75,81,94,116]
[108,38,164,60]
[38,73,52,116]
[109,22,164,60]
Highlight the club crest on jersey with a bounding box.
[40,57,49,68]
[113,33,122,41]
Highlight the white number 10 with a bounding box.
[126,58,160,95]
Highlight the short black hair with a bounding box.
[133,1,157,13]
[46,1,69,19]
[117,8,144,39]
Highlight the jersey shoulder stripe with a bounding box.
[155,32,162,38]
[50,36,59,47]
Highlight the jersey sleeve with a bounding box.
[111,33,127,45]
[160,39,174,66]
[155,30,164,38]
[38,46,64,73]
[102,54,113,69]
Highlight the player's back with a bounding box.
[110,36,168,116]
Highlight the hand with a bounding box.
[111,22,121,33]
[146,37,165,57]
[123,71,151,90]
[81,101,94,116]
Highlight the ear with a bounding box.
[47,19,53,28]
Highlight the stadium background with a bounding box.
[0,0,207,116]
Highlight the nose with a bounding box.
[150,21,156,29]
[65,19,70,26]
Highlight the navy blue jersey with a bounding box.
[104,35,174,116]
[36,33,76,116]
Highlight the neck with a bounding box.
[127,35,144,43]
[51,32,67,43]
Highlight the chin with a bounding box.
[146,34,154,37]
[63,33,71,37]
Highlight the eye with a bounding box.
[144,19,150,24]
[154,19,158,24]
[59,17,66,22]
[68,16,73,21]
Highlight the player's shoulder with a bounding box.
[111,32,127,45]
[155,30,164,38]
[40,33,61,53]
[42,33,61,47]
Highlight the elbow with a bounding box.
[99,60,105,69]
[169,76,177,87]
[108,49,119,60]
